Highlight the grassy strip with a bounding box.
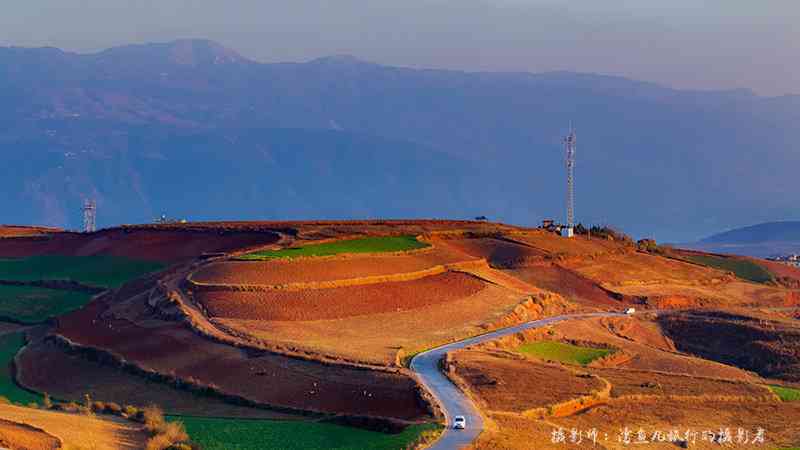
[517,341,614,366]
[683,254,774,284]
[171,416,440,450]
[0,333,40,405]
[769,385,800,402]
[0,255,164,288]
[0,285,93,324]
[238,236,429,260]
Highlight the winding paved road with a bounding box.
[410,312,627,450]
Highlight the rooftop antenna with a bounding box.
[563,124,576,238]
[82,199,97,233]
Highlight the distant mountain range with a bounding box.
[1,39,799,241]
[683,222,800,257]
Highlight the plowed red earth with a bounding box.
[0,229,279,262]
[196,272,486,321]
[504,264,625,308]
[436,238,546,265]
[192,247,474,285]
[55,299,429,420]
[0,225,60,237]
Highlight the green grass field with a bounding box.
[0,333,41,405]
[683,254,774,284]
[171,416,439,450]
[238,235,429,260]
[0,285,93,324]
[517,341,614,366]
[770,385,800,402]
[0,255,164,288]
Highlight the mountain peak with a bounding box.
[308,54,374,66]
[97,39,249,66]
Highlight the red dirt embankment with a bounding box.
[0,228,280,262]
[53,296,430,420]
[196,272,486,321]
[504,264,627,308]
[434,238,547,266]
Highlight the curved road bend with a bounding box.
[410,312,627,450]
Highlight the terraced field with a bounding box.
[0,255,164,288]
[771,385,800,402]
[0,333,40,405]
[682,253,774,284]
[196,272,486,321]
[192,246,474,286]
[0,285,93,324]
[174,416,439,450]
[562,251,723,287]
[55,298,430,420]
[517,341,614,366]
[238,235,429,260]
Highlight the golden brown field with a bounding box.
[0,403,147,450]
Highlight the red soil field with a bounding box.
[191,246,475,286]
[55,298,429,420]
[17,339,299,419]
[436,238,546,266]
[196,272,486,321]
[504,264,625,308]
[0,228,280,262]
[0,225,61,238]
[507,231,623,257]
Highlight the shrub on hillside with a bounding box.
[143,404,167,432]
[42,393,53,409]
[103,402,123,415]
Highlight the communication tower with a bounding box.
[82,199,97,233]
[563,126,576,238]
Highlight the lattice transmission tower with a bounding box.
[563,126,576,237]
[82,199,97,233]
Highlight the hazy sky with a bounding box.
[2,0,797,95]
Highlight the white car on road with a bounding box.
[453,415,466,430]
[625,307,636,315]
